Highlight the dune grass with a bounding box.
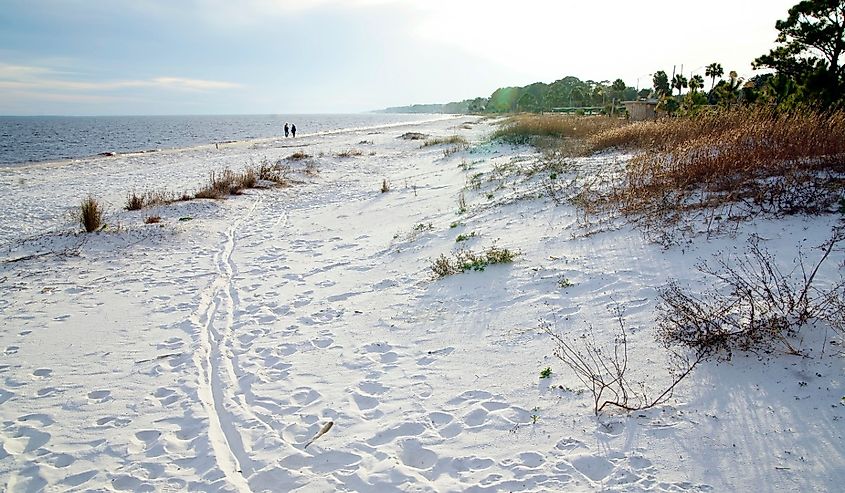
[586,108,845,217]
[492,114,625,148]
[422,135,468,147]
[79,196,103,232]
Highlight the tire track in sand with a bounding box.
[189,194,286,492]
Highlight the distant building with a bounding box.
[622,99,659,121]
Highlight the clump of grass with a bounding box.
[457,191,467,214]
[195,168,262,199]
[583,108,845,220]
[79,196,103,232]
[399,132,428,140]
[336,149,364,158]
[430,246,517,278]
[144,215,161,224]
[540,367,552,379]
[557,276,574,288]
[286,151,311,160]
[450,221,464,229]
[455,232,476,242]
[125,192,145,211]
[492,114,625,148]
[258,158,290,185]
[422,135,468,147]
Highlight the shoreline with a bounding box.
[0,114,459,171]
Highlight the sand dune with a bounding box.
[0,117,843,492]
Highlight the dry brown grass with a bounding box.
[422,135,468,147]
[79,196,102,232]
[144,215,162,224]
[595,109,845,218]
[194,168,263,199]
[336,149,364,158]
[493,114,626,148]
[286,151,311,160]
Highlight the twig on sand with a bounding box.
[303,421,334,449]
[134,352,183,364]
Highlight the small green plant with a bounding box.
[430,246,517,278]
[456,232,476,242]
[549,172,558,180]
[531,406,540,424]
[79,196,103,232]
[486,193,494,200]
[557,276,574,288]
[422,135,468,147]
[540,367,552,379]
[413,222,433,232]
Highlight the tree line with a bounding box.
[382,0,844,116]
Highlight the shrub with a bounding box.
[422,135,468,147]
[144,215,161,224]
[125,191,145,210]
[381,179,390,193]
[79,196,102,232]
[492,114,625,147]
[657,231,845,360]
[577,108,845,232]
[430,246,517,278]
[286,151,311,160]
[398,132,428,140]
[336,149,364,158]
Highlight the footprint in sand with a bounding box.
[367,422,426,446]
[412,381,433,399]
[292,388,321,406]
[4,426,51,454]
[87,390,112,403]
[416,346,455,366]
[95,416,131,428]
[32,368,52,378]
[569,453,615,482]
[398,438,438,470]
[5,345,19,355]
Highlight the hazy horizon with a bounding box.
[1,0,797,116]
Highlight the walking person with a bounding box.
[291,123,297,138]
[284,122,289,138]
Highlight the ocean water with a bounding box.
[0,113,443,166]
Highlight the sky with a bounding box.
[0,0,799,115]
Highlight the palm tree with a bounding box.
[689,75,705,93]
[672,74,688,96]
[705,63,724,90]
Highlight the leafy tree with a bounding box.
[638,88,652,99]
[516,92,540,112]
[705,62,724,90]
[753,0,845,108]
[652,71,671,97]
[672,74,689,95]
[689,74,705,92]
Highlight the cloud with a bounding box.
[0,63,242,93]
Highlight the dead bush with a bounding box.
[658,230,845,360]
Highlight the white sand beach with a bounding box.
[0,116,843,492]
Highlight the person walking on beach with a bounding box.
[291,123,297,138]
[284,122,289,138]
